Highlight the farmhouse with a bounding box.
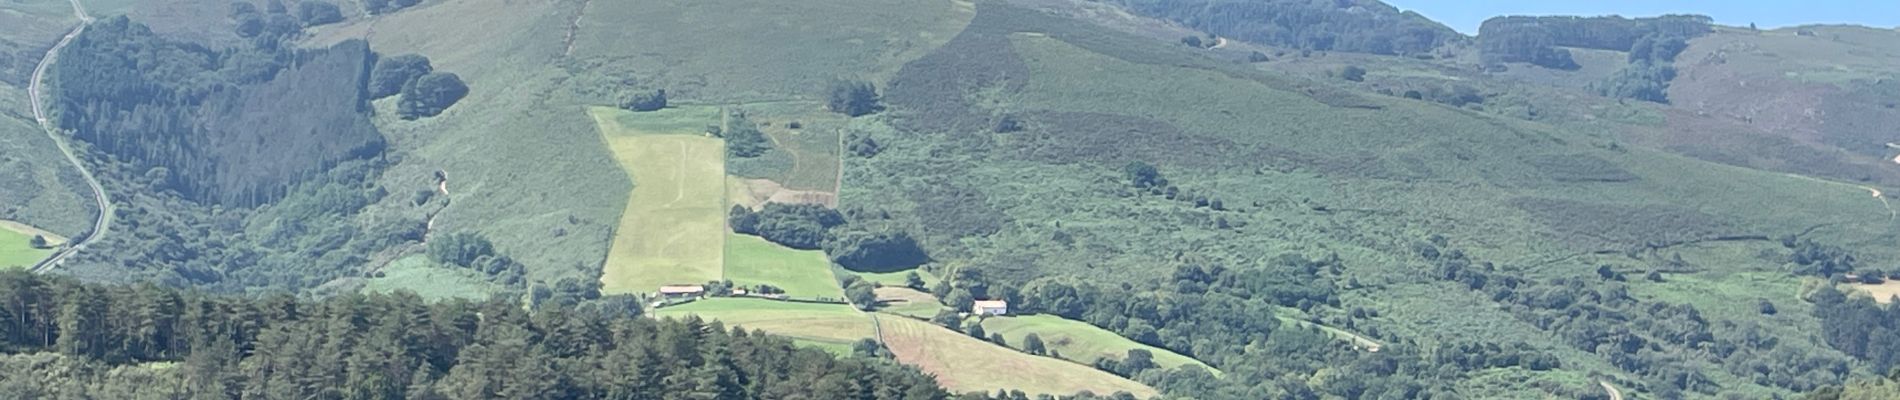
[658,285,706,299]
[973,300,1008,316]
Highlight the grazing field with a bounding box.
[877,316,1158,397]
[874,287,943,318]
[652,298,874,352]
[0,223,52,269]
[725,101,846,192]
[854,268,940,288]
[361,255,498,301]
[980,314,1218,373]
[594,107,729,295]
[724,233,843,300]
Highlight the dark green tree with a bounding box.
[399,72,469,119]
[1341,65,1367,82]
[904,272,926,291]
[826,230,928,272]
[28,235,47,249]
[825,79,881,117]
[1122,161,1166,189]
[369,54,433,99]
[845,279,877,310]
[1023,333,1046,356]
[295,1,343,27]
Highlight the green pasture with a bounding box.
[0,225,51,269]
[653,298,874,353]
[878,315,1158,398]
[980,314,1219,374]
[361,255,498,301]
[724,233,843,300]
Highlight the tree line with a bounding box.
[1478,14,1710,72]
[0,270,954,399]
[1108,0,1462,55]
[729,203,929,272]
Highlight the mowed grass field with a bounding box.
[594,106,730,294]
[878,316,1158,398]
[724,233,843,300]
[980,314,1219,374]
[361,255,498,301]
[653,298,874,355]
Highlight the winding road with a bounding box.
[27,0,107,273]
[1599,380,1623,400]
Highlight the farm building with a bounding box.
[973,300,1008,316]
[658,285,706,299]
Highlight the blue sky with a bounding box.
[1383,0,1900,34]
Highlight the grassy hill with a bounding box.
[877,315,1159,397]
[0,0,95,239]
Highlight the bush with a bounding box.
[1341,65,1367,82]
[1180,36,1203,48]
[28,235,48,249]
[846,132,882,158]
[826,230,929,272]
[398,72,468,119]
[1591,62,1676,103]
[368,54,432,99]
[295,1,343,27]
[1247,51,1269,63]
[621,89,667,112]
[826,79,881,117]
[1122,161,1166,189]
[724,116,771,158]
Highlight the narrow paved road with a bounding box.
[28,0,106,273]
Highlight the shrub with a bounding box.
[28,235,48,249]
[1180,36,1203,48]
[1122,161,1166,189]
[295,1,344,27]
[1341,65,1367,82]
[846,132,882,158]
[1248,51,1269,63]
[1591,62,1676,103]
[398,72,468,119]
[621,89,667,112]
[724,116,771,158]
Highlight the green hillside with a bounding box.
[7,0,1900,398]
